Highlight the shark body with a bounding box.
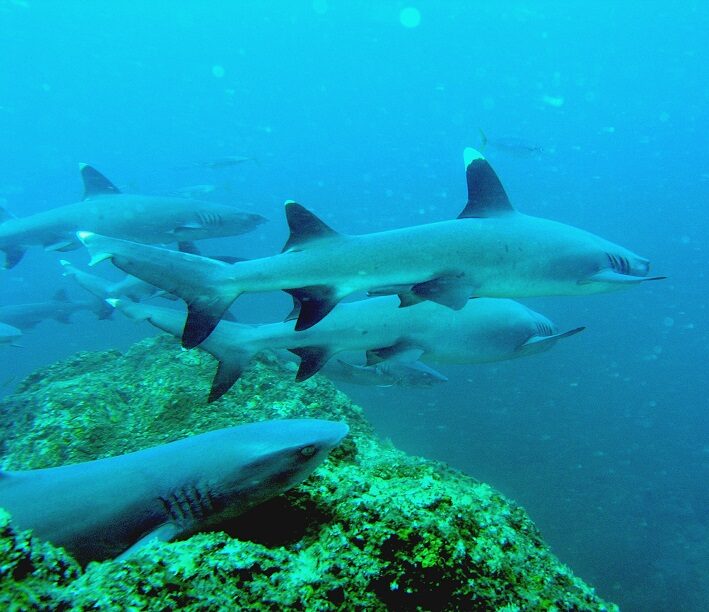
[0,419,348,564]
[60,259,168,303]
[111,297,581,402]
[78,148,662,347]
[0,289,110,330]
[0,164,266,269]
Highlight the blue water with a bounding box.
[1,2,707,609]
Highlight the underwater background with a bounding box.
[0,1,706,610]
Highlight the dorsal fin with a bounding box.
[79,164,121,199]
[457,148,515,218]
[282,201,340,252]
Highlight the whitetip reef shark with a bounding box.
[109,296,582,402]
[0,288,111,330]
[0,164,267,269]
[60,259,170,303]
[77,148,663,348]
[0,419,349,565]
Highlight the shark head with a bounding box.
[545,238,664,294]
[577,248,664,290]
[203,418,349,523]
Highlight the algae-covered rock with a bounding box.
[0,335,618,610]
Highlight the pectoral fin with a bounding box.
[289,346,333,382]
[410,275,472,309]
[116,522,180,561]
[365,343,423,366]
[521,326,586,348]
[284,286,341,331]
[581,271,666,285]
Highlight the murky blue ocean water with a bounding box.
[0,2,706,609]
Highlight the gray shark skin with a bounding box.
[0,164,266,269]
[60,259,168,303]
[0,419,349,565]
[78,147,662,347]
[110,297,582,402]
[0,289,110,330]
[0,322,22,345]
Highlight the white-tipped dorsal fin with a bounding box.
[79,163,121,199]
[458,147,515,219]
[282,201,341,252]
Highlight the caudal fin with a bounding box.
[76,232,239,347]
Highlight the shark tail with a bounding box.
[77,232,240,348]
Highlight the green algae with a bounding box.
[0,335,618,610]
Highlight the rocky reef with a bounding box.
[0,335,618,610]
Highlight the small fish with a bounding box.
[193,155,254,169]
[479,128,543,157]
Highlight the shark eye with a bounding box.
[300,445,317,457]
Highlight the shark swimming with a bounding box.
[109,296,582,402]
[0,419,349,564]
[77,148,663,348]
[60,259,170,303]
[0,288,111,330]
[0,164,267,269]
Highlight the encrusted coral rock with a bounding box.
[0,336,618,610]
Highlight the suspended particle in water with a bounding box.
[211,65,226,78]
[399,6,421,28]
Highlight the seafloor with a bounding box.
[0,335,618,611]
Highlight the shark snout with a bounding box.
[318,420,350,448]
[632,257,650,276]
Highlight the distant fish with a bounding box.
[0,164,266,269]
[192,155,254,170]
[0,322,22,346]
[0,419,349,564]
[479,128,544,157]
[174,184,217,198]
[0,288,111,331]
